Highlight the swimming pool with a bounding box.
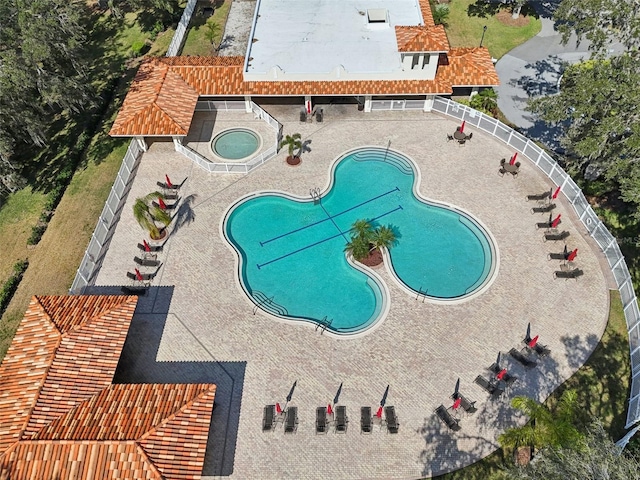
[223,147,497,334]
[211,128,261,161]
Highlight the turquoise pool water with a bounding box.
[212,128,260,160]
[223,147,495,333]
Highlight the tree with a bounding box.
[351,219,373,242]
[344,235,370,262]
[499,390,582,452]
[133,192,172,240]
[432,4,449,26]
[204,18,222,51]
[279,133,302,160]
[370,225,396,252]
[506,419,640,480]
[470,88,498,116]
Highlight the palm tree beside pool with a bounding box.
[279,133,302,165]
[345,219,397,266]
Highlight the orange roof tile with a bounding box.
[437,47,500,87]
[0,295,217,480]
[419,0,435,26]
[396,25,449,52]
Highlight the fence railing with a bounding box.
[69,140,143,294]
[371,99,425,111]
[166,0,198,57]
[178,101,282,173]
[431,96,640,428]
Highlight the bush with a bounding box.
[0,259,28,318]
[131,41,146,57]
[27,223,48,245]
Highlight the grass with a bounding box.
[182,0,231,56]
[444,0,542,59]
[434,290,630,479]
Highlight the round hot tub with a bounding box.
[210,128,262,161]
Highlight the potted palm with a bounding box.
[279,133,302,165]
[133,192,172,240]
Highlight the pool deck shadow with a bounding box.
[93,106,611,479]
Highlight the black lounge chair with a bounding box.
[435,404,460,431]
[474,375,505,398]
[152,199,179,210]
[120,285,147,296]
[554,268,584,280]
[262,405,275,431]
[532,203,556,214]
[137,243,163,253]
[126,270,157,281]
[156,180,182,191]
[133,256,161,267]
[524,339,551,357]
[544,231,570,242]
[360,407,372,434]
[335,405,348,433]
[487,363,517,386]
[300,110,307,122]
[548,252,568,260]
[536,221,555,230]
[284,406,298,433]
[526,191,551,202]
[316,406,328,434]
[452,393,477,414]
[509,348,538,368]
[316,108,324,123]
[385,406,399,434]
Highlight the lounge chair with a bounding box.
[284,406,298,433]
[360,407,372,434]
[156,180,182,191]
[544,231,570,242]
[536,221,553,230]
[487,362,501,374]
[126,270,156,281]
[262,405,275,431]
[446,134,454,142]
[300,111,307,122]
[316,406,328,434]
[384,406,399,434]
[120,285,147,296]
[532,203,556,214]
[335,405,348,433]
[133,256,161,267]
[152,199,179,210]
[509,348,538,368]
[137,243,163,253]
[548,252,567,260]
[452,393,477,414]
[474,375,504,398]
[554,268,584,280]
[524,339,551,357]
[526,191,551,202]
[316,108,324,123]
[435,404,460,431]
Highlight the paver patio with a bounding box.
[93,106,610,479]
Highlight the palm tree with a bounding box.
[279,133,302,161]
[133,191,172,240]
[499,390,582,453]
[344,235,370,261]
[370,225,396,252]
[351,219,373,242]
[204,18,221,52]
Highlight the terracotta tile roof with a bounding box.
[109,59,199,137]
[0,295,217,480]
[419,0,435,26]
[396,25,449,52]
[436,47,500,87]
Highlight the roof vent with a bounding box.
[367,9,388,24]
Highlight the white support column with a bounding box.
[423,95,435,112]
[172,136,183,150]
[469,87,479,99]
[364,95,372,113]
[244,95,252,113]
[135,136,148,152]
[304,96,312,115]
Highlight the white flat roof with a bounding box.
[246,0,423,75]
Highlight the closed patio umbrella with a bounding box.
[496,369,507,380]
[528,335,539,348]
[276,403,283,414]
[327,403,333,415]
[452,397,462,410]
[567,248,578,262]
[375,406,383,418]
[551,214,561,228]
[158,197,167,210]
[165,174,173,188]
[143,239,151,252]
[509,152,518,165]
[460,120,466,132]
[552,186,561,199]
[135,268,143,281]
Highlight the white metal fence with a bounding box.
[431,96,640,428]
[166,0,198,57]
[371,99,425,111]
[69,140,143,294]
[177,101,282,173]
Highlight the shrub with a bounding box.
[0,259,28,317]
[131,41,146,57]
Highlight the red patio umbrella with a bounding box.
[460,120,466,132]
[165,174,173,188]
[276,402,283,414]
[551,214,561,228]
[528,335,539,348]
[135,268,144,281]
[552,186,561,199]
[158,197,167,210]
[509,152,518,165]
[567,248,578,262]
[143,239,151,252]
[496,369,507,380]
[327,403,333,416]
[375,406,383,418]
[452,397,462,410]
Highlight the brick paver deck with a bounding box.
[95,106,610,479]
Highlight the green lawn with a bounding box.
[434,290,630,479]
[444,0,542,59]
[182,0,231,56]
